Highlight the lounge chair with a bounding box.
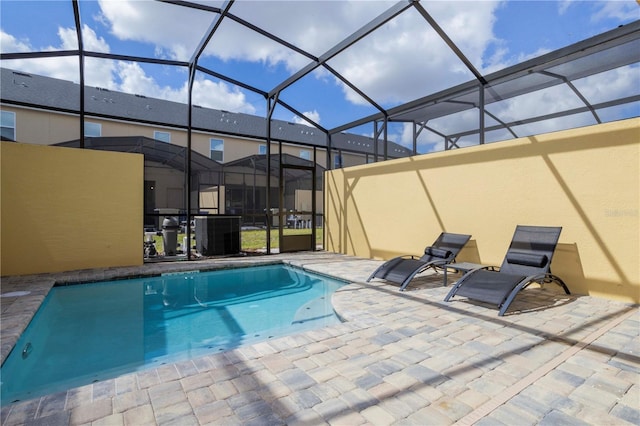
[367,232,472,291]
[444,225,570,316]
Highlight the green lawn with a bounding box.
[243,228,323,250]
[148,227,323,254]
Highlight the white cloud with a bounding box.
[327,1,502,106]
[435,68,636,145]
[395,122,417,148]
[2,22,257,114]
[557,1,638,22]
[390,62,640,153]
[116,61,165,96]
[558,0,574,15]
[56,26,79,50]
[192,78,257,114]
[557,0,639,29]
[291,110,321,126]
[573,64,640,106]
[91,0,502,107]
[211,0,394,72]
[1,25,112,83]
[110,62,256,114]
[591,1,640,22]
[201,19,310,72]
[2,0,635,139]
[97,0,211,61]
[1,30,31,53]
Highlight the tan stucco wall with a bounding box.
[1,142,144,276]
[1,105,341,168]
[2,106,79,145]
[325,119,640,303]
[144,162,185,210]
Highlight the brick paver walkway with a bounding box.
[1,252,638,425]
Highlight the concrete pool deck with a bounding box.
[1,251,638,425]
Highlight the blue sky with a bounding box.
[1,0,638,151]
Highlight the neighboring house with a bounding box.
[0,68,411,165]
[0,68,412,227]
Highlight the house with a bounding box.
[1,67,412,227]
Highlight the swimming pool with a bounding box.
[0,264,346,405]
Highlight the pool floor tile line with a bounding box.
[1,252,639,426]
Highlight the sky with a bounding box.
[1,0,639,152]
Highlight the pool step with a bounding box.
[292,296,336,326]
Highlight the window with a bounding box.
[334,154,343,169]
[154,131,171,143]
[84,121,101,137]
[1,110,16,141]
[258,144,267,155]
[299,150,310,160]
[210,138,224,161]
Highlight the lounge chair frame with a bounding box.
[367,232,472,291]
[444,225,570,316]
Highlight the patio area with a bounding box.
[1,251,638,425]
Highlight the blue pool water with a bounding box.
[0,264,346,405]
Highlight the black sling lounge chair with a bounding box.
[444,225,570,316]
[367,232,472,291]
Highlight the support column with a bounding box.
[266,94,278,254]
[186,65,196,259]
[479,83,485,145]
[72,0,85,148]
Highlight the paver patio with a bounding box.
[1,252,638,425]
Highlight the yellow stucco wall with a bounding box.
[1,142,144,276]
[325,118,640,303]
